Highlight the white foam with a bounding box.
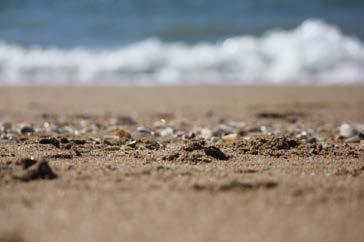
[1,19,364,85]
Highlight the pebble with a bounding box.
[306,137,317,144]
[12,158,58,182]
[213,124,235,137]
[20,126,35,134]
[0,122,11,132]
[114,127,131,139]
[15,123,35,134]
[103,135,122,145]
[339,123,358,138]
[183,132,195,140]
[0,132,14,140]
[126,140,137,148]
[359,133,364,140]
[199,128,212,139]
[118,116,136,126]
[73,139,86,145]
[103,135,120,141]
[137,126,153,135]
[345,135,361,143]
[204,146,229,160]
[153,119,167,128]
[90,137,102,144]
[39,137,60,148]
[222,133,238,141]
[60,137,70,144]
[144,140,160,150]
[158,127,174,137]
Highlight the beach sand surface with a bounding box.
[0,86,363,242]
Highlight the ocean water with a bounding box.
[1,0,364,85]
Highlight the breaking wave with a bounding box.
[1,19,364,85]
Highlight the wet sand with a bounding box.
[0,86,363,242]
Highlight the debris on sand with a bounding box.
[158,127,174,137]
[144,140,161,150]
[339,123,358,138]
[20,125,35,134]
[116,115,137,126]
[204,146,229,160]
[113,127,132,139]
[236,135,360,158]
[46,153,73,159]
[256,111,304,122]
[39,137,60,148]
[137,126,153,135]
[222,133,238,141]
[73,139,87,145]
[193,180,278,192]
[11,157,58,182]
[218,180,278,191]
[172,139,229,163]
[239,136,299,153]
[183,139,205,152]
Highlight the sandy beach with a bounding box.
[0,86,363,242]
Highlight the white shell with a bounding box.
[339,123,358,138]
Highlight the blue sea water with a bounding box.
[1,0,364,84]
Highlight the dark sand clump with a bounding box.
[235,135,360,158]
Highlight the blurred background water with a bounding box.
[1,0,364,84]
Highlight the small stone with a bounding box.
[345,135,361,143]
[183,132,195,140]
[47,153,73,159]
[73,139,86,145]
[114,127,131,139]
[339,123,358,138]
[238,129,247,137]
[12,158,58,182]
[159,127,174,137]
[306,137,317,144]
[103,135,121,145]
[200,128,212,139]
[39,137,60,148]
[309,148,318,155]
[190,153,212,163]
[257,112,285,119]
[184,140,205,152]
[213,124,235,137]
[15,157,36,169]
[222,133,238,141]
[74,149,82,157]
[204,146,229,160]
[163,152,180,161]
[20,126,35,134]
[0,122,12,131]
[60,137,70,144]
[118,116,136,126]
[153,119,167,128]
[90,137,102,144]
[137,126,153,135]
[359,133,364,140]
[144,140,160,150]
[249,126,262,133]
[126,140,137,148]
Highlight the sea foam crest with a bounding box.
[0,19,364,85]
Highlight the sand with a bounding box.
[0,86,363,242]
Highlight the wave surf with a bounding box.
[0,19,364,85]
